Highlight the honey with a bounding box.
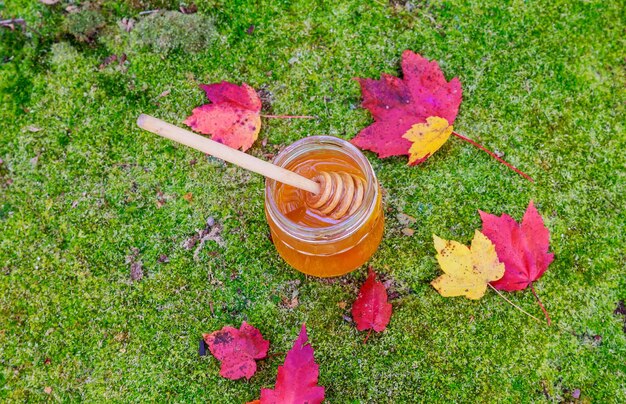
[265,136,384,277]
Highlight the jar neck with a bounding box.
[265,136,379,243]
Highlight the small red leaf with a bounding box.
[260,324,325,404]
[184,81,262,151]
[351,50,462,160]
[352,268,392,334]
[203,321,269,380]
[480,201,554,291]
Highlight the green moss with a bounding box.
[0,0,625,402]
[49,42,80,67]
[131,11,217,54]
[62,9,106,42]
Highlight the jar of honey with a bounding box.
[265,136,384,277]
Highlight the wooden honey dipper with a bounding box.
[137,114,366,220]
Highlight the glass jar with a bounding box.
[265,136,384,277]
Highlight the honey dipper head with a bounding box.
[305,171,366,220]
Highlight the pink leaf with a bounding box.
[260,324,325,404]
[184,82,262,151]
[351,50,462,160]
[203,321,269,380]
[480,201,554,292]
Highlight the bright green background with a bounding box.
[1,0,625,402]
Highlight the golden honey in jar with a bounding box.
[265,136,384,277]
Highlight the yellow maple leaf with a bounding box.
[402,116,453,164]
[431,230,505,300]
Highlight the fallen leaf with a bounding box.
[401,228,414,236]
[180,3,198,14]
[184,81,262,151]
[39,0,60,5]
[126,247,143,281]
[337,301,347,310]
[403,116,454,165]
[119,17,135,32]
[182,192,193,202]
[157,254,169,263]
[129,262,143,281]
[480,201,554,291]
[27,125,41,132]
[203,321,269,380]
[99,54,118,70]
[614,300,626,316]
[431,230,505,300]
[396,212,416,227]
[181,218,224,261]
[352,268,392,336]
[281,296,299,309]
[351,50,462,159]
[260,324,324,404]
[158,89,171,98]
[198,338,207,356]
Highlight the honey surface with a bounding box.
[274,149,363,227]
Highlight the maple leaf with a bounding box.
[351,50,462,159]
[480,201,554,292]
[480,201,554,323]
[431,231,505,300]
[203,321,269,380]
[260,324,325,404]
[351,50,534,181]
[351,268,392,342]
[184,81,262,151]
[403,116,454,165]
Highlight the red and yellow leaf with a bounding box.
[184,81,262,151]
[351,50,462,160]
[402,116,454,165]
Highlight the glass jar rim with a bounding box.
[265,136,379,243]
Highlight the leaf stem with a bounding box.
[451,131,534,182]
[530,282,552,326]
[363,329,373,345]
[260,114,317,119]
[488,284,542,323]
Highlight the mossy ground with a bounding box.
[1,0,625,402]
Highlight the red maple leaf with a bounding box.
[260,324,325,404]
[480,201,554,323]
[203,321,269,380]
[184,81,262,151]
[351,267,392,342]
[351,50,462,159]
[351,50,533,181]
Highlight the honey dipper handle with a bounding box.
[137,114,320,194]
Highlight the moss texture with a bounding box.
[131,10,217,54]
[0,0,625,402]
